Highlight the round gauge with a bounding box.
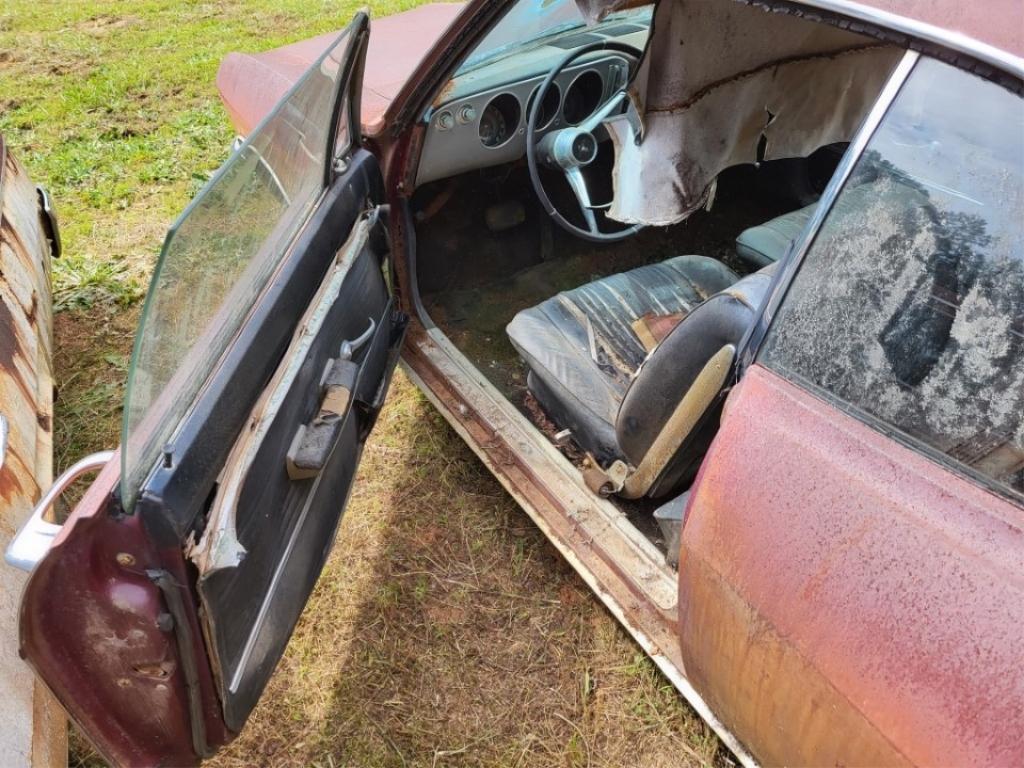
[526,83,561,130]
[479,93,521,148]
[562,70,604,125]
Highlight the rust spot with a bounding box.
[0,295,35,405]
[2,210,32,262]
[0,462,27,503]
[432,77,457,108]
[132,661,176,679]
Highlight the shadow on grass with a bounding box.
[206,373,724,768]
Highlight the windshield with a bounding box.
[457,0,652,73]
[120,28,353,510]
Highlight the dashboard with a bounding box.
[416,25,649,187]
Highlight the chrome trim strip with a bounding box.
[788,0,1023,78]
[4,450,116,572]
[739,48,920,370]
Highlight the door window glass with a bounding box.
[122,28,354,510]
[760,58,1024,500]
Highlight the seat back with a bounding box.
[614,265,777,497]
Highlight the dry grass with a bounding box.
[3,2,725,765]
[204,376,724,767]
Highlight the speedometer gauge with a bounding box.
[479,106,508,147]
[479,93,521,148]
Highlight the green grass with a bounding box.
[1,0,422,320]
[3,3,723,766]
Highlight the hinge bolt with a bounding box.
[116,552,136,567]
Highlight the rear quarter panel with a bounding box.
[679,364,1024,766]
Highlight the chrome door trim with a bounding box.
[4,450,115,572]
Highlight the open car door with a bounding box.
[5,14,406,766]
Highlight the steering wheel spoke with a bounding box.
[565,167,600,234]
[580,89,628,134]
[526,41,644,243]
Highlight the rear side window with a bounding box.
[760,58,1024,501]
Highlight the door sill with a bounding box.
[400,320,757,767]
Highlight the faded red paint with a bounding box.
[216,3,463,137]
[679,364,1024,766]
[19,454,231,766]
[854,0,1023,59]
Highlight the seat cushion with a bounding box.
[506,255,738,462]
[735,201,817,268]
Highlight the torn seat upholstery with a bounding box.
[507,255,776,497]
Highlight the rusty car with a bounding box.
[5,0,1023,764]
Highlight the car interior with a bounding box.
[407,0,903,559]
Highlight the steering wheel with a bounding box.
[527,42,644,243]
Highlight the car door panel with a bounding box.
[678,365,1024,766]
[11,13,409,765]
[17,452,228,767]
[193,216,406,729]
[136,150,386,547]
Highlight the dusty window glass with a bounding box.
[760,58,1024,500]
[121,29,354,510]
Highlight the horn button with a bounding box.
[571,132,597,164]
[543,128,599,169]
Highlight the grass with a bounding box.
[2,2,724,766]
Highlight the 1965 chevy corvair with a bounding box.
[6,0,1023,764]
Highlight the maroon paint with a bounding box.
[855,0,1023,59]
[216,3,464,137]
[18,455,230,766]
[679,365,1024,765]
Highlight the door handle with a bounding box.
[285,319,376,481]
[5,450,115,572]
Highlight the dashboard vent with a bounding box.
[547,32,604,49]
[598,23,646,36]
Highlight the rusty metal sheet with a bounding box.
[0,137,64,766]
[679,364,1024,765]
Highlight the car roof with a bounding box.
[794,0,1023,70]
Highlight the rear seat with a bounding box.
[735,181,878,269]
[735,202,817,268]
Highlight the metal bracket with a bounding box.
[583,459,631,496]
[4,450,114,572]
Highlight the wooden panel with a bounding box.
[0,138,63,765]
